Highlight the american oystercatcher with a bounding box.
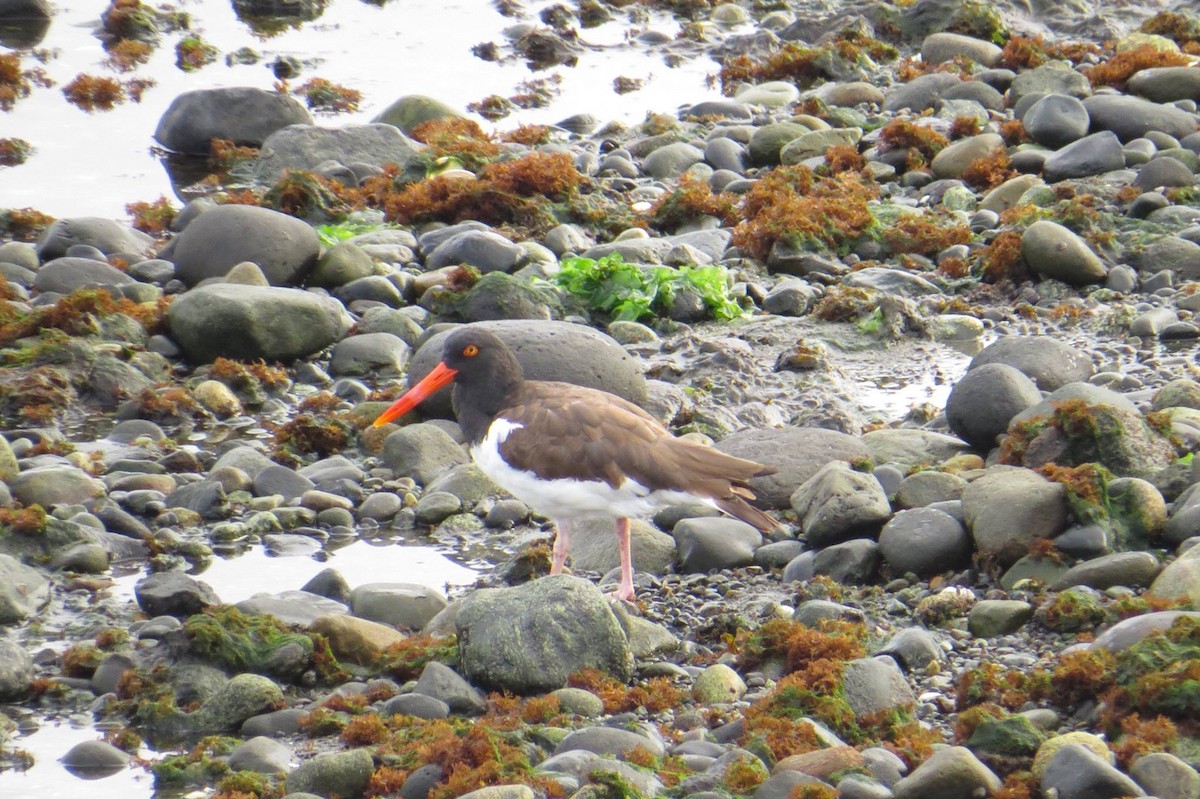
[373,327,778,600]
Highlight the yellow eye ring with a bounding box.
[463,344,479,357]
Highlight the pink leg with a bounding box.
[606,517,635,601]
[551,519,571,575]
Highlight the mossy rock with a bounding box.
[1034,586,1110,633]
[372,94,462,136]
[967,714,1046,757]
[184,606,315,680]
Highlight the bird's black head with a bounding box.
[440,327,524,388]
[371,326,525,429]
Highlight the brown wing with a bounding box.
[498,381,778,532]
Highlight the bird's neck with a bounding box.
[452,373,522,445]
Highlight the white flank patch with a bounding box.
[470,418,709,520]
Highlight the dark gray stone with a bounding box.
[456,575,633,694]
[134,572,221,617]
[155,87,313,155]
[165,204,321,286]
[167,284,352,363]
[946,362,1043,449]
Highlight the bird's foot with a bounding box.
[605,583,636,602]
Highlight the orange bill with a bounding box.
[372,362,458,427]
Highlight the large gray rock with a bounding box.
[1138,236,1200,281]
[883,72,961,113]
[286,748,374,798]
[36,217,154,260]
[1042,131,1126,182]
[1022,220,1107,285]
[969,336,1094,391]
[350,583,448,630]
[253,123,425,184]
[946,362,1044,449]
[412,660,487,714]
[878,507,971,578]
[10,465,104,508]
[1022,94,1089,148]
[164,204,321,286]
[716,427,872,509]
[155,87,313,154]
[841,656,915,718]
[134,572,221,617]
[328,332,410,378]
[426,230,526,273]
[920,32,1002,66]
[1009,60,1091,103]
[379,422,470,484]
[963,468,1067,566]
[0,555,50,624]
[1041,743,1146,799]
[892,746,1001,799]
[673,517,761,573]
[456,575,633,694]
[403,320,647,418]
[791,462,891,548]
[168,284,352,363]
[568,518,677,576]
[32,257,135,294]
[1083,94,1197,143]
[1128,66,1200,103]
[60,740,130,775]
[1007,382,1178,478]
[0,641,33,700]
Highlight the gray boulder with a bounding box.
[1021,220,1107,285]
[456,575,633,693]
[350,583,448,630]
[36,217,154,260]
[1007,383,1178,478]
[426,230,526,273]
[892,746,1001,799]
[167,284,352,363]
[329,332,410,378]
[0,556,51,624]
[32,257,135,294]
[379,423,470,484]
[164,204,321,286]
[791,462,891,548]
[1022,94,1089,148]
[568,518,676,576]
[253,123,424,184]
[0,641,33,699]
[963,468,1067,566]
[1042,131,1126,182]
[878,507,971,578]
[716,427,872,509]
[403,320,647,418]
[1041,743,1146,799]
[1083,94,1197,143]
[286,748,374,798]
[673,517,761,573]
[134,572,221,617]
[946,362,1043,449]
[969,336,1094,391]
[155,87,312,154]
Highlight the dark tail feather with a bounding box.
[715,494,780,534]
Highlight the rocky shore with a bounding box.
[4,1,1200,798]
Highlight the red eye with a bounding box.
[463,344,479,357]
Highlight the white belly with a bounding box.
[470,419,707,520]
